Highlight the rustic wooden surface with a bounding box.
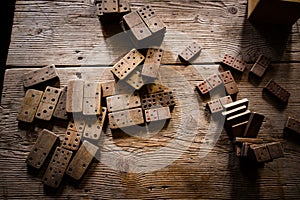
[1,0,300,199]
[6,0,300,66]
[1,64,300,199]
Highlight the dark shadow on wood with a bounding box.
[0,0,16,102]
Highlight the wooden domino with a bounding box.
[83,107,107,140]
[111,49,145,80]
[207,96,233,114]
[66,79,84,113]
[17,89,43,123]
[267,142,284,159]
[285,117,300,134]
[137,5,166,34]
[108,108,144,129]
[223,98,249,111]
[125,67,144,90]
[53,86,68,120]
[233,137,264,144]
[196,81,212,95]
[141,91,175,110]
[250,55,270,77]
[102,0,118,13]
[243,112,265,138]
[23,64,59,87]
[241,142,250,157]
[178,41,202,62]
[26,129,58,169]
[220,70,234,85]
[250,144,272,163]
[221,54,246,72]
[83,82,101,115]
[142,48,163,78]
[35,86,62,121]
[264,80,290,103]
[145,107,171,122]
[66,140,98,180]
[106,93,141,112]
[43,147,73,188]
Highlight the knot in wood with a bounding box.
[228,6,238,14]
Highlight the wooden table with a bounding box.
[1,0,300,199]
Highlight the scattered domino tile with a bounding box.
[285,117,300,134]
[23,64,59,87]
[108,108,144,129]
[17,89,43,123]
[66,140,98,180]
[111,49,145,80]
[66,79,84,113]
[233,137,264,144]
[219,95,233,106]
[35,86,62,121]
[83,107,107,140]
[219,70,239,95]
[43,147,73,188]
[250,55,270,77]
[146,82,168,94]
[141,91,175,110]
[26,129,58,169]
[264,80,290,103]
[83,82,102,115]
[123,5,166,44]
[221,54,246,72]
[53,86,68,120]
[145,107,171,122]
[106,93,141,112]
[178,41,202,62]
[96,0,131,17]
[142,48,163,79]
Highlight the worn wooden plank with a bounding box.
[6,0,300,67]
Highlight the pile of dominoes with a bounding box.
[18,46,176,187]
[194,53,290,164]
[95,1,167,47]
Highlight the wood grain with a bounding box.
[1,65,300,199]
[6,0,300,66]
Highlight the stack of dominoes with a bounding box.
[122,5,166,47]
[233,137,284,163]
[26,128,99,188]
[95,0,131,22]
[196,70,239,95]
[222,98,265,138]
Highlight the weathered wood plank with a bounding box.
[6,0,300,66]
[1,65,300,199]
